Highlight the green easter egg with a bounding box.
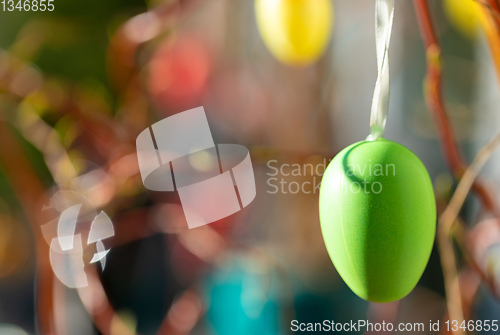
[319,138,436,302]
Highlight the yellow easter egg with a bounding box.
[255,0,334,66]
[443,0,485,38]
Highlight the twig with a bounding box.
[476,0,500,83]
[0,121,54,334]
[437,131,500,334]
[440,132,500,242]
[413,0,499,215]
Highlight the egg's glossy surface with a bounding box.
[254,0,333,66]
[319,139,436,302]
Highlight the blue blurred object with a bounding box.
[203,254,282,335]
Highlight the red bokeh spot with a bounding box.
[149,36,211,113]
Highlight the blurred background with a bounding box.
[1,0,500,334]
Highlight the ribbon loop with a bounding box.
[368,0,395,141]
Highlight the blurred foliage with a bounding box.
[0,0,146,84]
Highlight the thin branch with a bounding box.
[0,121,54,334]
[477,0,500,83]
[440,132,500,234]
[413,0,499,215]
[437,131,500,334]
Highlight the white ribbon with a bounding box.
[367,0,395,141]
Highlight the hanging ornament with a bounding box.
[254,0,333,66]
[319,0,436,302]
[443,0,484,39]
